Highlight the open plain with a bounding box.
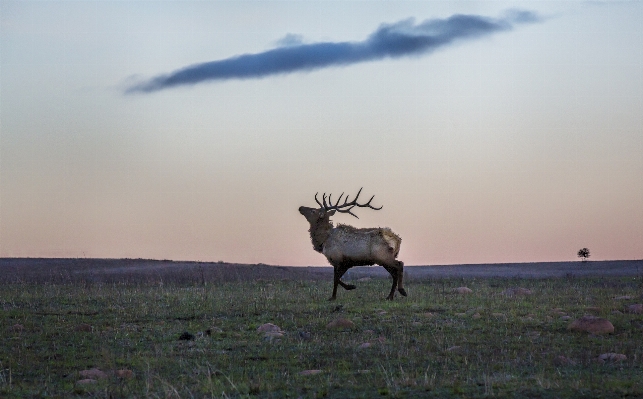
[2,258,642,284]
[1,258,643,398]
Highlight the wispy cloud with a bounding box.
[125,10,542,94]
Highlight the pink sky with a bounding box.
[1,1,641,265]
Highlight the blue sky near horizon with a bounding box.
[1,1,641,265]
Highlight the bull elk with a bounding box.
[299,188,406,300]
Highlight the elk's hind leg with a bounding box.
[381,265,399,300]
[396,261,407,297]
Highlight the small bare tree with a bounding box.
[298,188,405,300]
[577,248,590,262]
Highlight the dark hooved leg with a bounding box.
[338,281,356,290]
[330,265,354,300]
[329,266,341,301]
[336,267,356,290]
[396,261,407,297]
[382,265,398,300]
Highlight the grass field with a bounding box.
[2,273,643,398]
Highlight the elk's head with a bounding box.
[299,188,383,225]
[298,206,335,226]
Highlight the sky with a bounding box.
[1,1,641,266]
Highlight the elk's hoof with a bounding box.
[398,288,407,297]
[328,297,337,301]
[346,284,356,290]
[385,296,394,301]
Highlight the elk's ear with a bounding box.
[327,210,336,217]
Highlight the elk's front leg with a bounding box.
[337,266,356,290]
[330,266,341,301]
[330,265,354,300]
[339,280,356,290]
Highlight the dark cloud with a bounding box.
[125,10,541,93]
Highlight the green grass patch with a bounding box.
[1,276,642,397]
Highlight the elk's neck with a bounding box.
[309,221,333,253]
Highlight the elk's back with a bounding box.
[324,225,401,262]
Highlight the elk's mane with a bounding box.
[309,220,333,253]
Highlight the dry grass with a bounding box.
[1,267,643,398]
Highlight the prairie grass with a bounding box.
[1,275,642,398]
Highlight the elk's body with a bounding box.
[299,189,406,300]
[323,225,401,267]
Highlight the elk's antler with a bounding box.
[314,188,382,218]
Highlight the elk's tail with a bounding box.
[381,228,402,258]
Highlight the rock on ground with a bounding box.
[568,316,614,335]
[626,304,642,314]
[454,287,472,294]
[257,323,282,333]
[326,318,355,329]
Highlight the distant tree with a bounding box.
[577,248,590,262]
